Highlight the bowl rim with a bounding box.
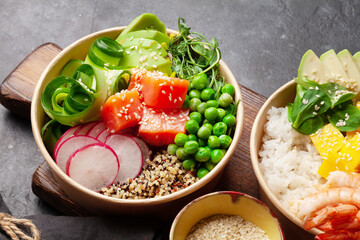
[250,80,321,235]
[31,26,244,206]
[169,190,285,239]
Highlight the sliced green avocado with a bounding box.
[120,13,167,36]
[353,51,360,70]
[119,47,172,76]
[116,30,170,46]
[337,49,360,92]
[119,38,167,57]
[298,49,330,84]
[320,49,350,84]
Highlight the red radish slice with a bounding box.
[131,137,151,166]
[105,134,143,183]
[53,125,82,157]
[55,135,100,172]
[97,129,111,142]
[67,143,119,192]
[75,122,98,135]
[87,121,107,138]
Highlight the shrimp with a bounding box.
[297,187,360,221]
[315,230,360,240]
[327,211,360,231]
[323,171,360,190]
[303,204,359,230]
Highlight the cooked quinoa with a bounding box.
[101,152,198,199]
[186,214,269,240]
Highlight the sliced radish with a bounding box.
[75,121,98,135]
[131,137,151,166]
[55,135,100,172]
[105,134,143,183]
[67,143,119,192]
[53,125,82,157]
[97,129,111,142]
[87,121,107,138]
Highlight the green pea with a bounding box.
[189,112,202,124]
[188,134,198,142]
[197,102,207,114]
[213,122,227,136]
[197,168,209,179]
[219,135,232,149]
[176,147,188,160]
[182,95,190,109]
[183,159,196,170]
[200,88,215,101]
[185,119,200,134]
[222,114,236,127]
[184,140,199,154]
[189,89,201,99]
[219,93,233,108]
[174,133,188,146]
[198,138,207,147]
[217,108,226,121]
[195,147,211,162]
[203,123,213,132]
[203,119,214,125]
[192,74,208,91]
[197,126,211,139]
[204,107,218,121]
[189,98,201,112]
[221,84,235,97]
[211,149,225,164]
[208,135,221,149]
[204,146,212,152]
[205,161,216,171]
[167,144,178,155]
[206,100,218,108]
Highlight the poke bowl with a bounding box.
[31,14,244,218]
[251,49,360,239]
[169,191,284,240]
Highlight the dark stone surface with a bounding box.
[0,0,360,217]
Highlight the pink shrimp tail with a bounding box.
[315,230,360,240]
[303,205,359,230]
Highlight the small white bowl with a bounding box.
[170,191,284,240]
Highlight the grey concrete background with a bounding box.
[0,0,360,217]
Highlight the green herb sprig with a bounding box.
[167,18,222,84]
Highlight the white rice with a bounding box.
[259,106,324,214]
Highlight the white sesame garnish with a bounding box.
[302,99,309,105]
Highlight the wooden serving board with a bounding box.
[0,43,313,239]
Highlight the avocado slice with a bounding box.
[116,30,170,46]
[337,49,360,92]
[353,52,360,70]
[320,49,350,85]
[120,13,167,36]
[298,49,330,84]
[120,47,172,75]
[118,38,167,57]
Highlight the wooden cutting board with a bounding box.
[0,43,314,240]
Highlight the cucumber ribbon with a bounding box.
[41,37,131,126]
